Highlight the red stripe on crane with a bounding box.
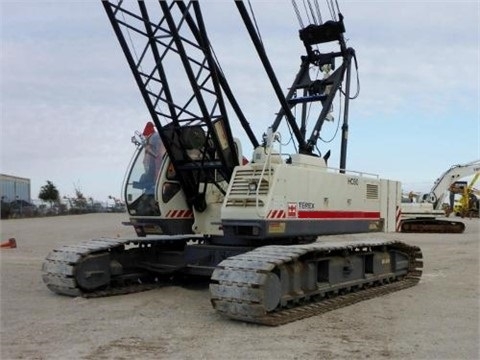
[297,210,380,219]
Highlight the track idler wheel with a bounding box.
[75,253,111,291]
[263,273,281,311]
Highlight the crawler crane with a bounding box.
[42,0,422,325]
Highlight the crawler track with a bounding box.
[44,237,422,326]
[42,237,181,297]
[210,240,422,326]
[400,219,465,233]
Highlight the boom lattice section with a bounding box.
[103,1,257,207]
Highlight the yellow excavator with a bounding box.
[451,173,479,218]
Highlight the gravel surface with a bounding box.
[1,214,479,359]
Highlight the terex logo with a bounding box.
[298,201,314,209]
[347,177,359,185]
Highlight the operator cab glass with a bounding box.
[124,141,162,217]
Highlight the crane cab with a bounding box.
[123,127,246,238]
[123,134,193,237]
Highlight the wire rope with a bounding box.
[326,0,335,21]
[291,0,305,28]
[307,0,318,25]
[302,0,313,25]
[247,0,263,45]
[314,0,323,24]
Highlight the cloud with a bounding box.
[1,0,479,202]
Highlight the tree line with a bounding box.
[1,180,125,219]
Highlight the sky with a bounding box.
[1,0,479,203]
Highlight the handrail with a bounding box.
[255,131,282,217]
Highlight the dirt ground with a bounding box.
[0,214,478,359]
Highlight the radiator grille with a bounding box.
[225,169,272,207]
[366,183,379,199]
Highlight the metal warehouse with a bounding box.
[0,174,31,203]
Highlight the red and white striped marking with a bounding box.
[165,209,194,219]
[395,206,402,232]
[267,210,286,219]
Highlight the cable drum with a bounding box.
[181,126,206,149]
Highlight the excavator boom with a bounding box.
[400,160,480,232]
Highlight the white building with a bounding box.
[0,174,31,203]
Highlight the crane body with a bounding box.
[42,1,423,325]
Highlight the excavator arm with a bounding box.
[423,160,480,210]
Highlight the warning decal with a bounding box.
[287,202,298,218]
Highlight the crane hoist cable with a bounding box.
[291,1,305,28]
[334,0,341,16]
[247,0,263,45]
[293,0,347,29]
[327,0,340,21]
[314,1,323,24]
[306,0,319,25]
[302,0,314,25]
